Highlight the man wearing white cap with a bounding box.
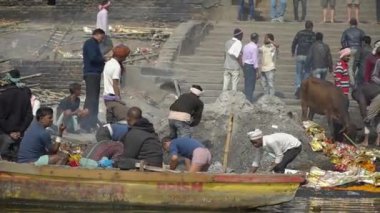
[168,85,204,139]
[247,129,302,173]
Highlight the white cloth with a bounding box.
[31,96,40,116]
[103,58,121,95]
[260,44,277,72]
[228,38,243,58]
[190,87,203,96]
[96,9,109,35]
[251,133,302,167]
[247,129,263,140]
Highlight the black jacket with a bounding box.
[306,41,333,70]
[341,26,365,49]
[82,38,105,75]
[0,85,33,135]
[119,118,163,167]
[169,93,204,127]
[291,29,316,56]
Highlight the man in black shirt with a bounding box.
[168,85,204,139]
[81,29,106,132]
[291,21,316,98]
[306,32,333,80]
[115,107,163,169]
[0,70,33,160]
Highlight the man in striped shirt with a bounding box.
[334,48,351,96]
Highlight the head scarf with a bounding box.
[373,41,380,55]
[247,129,263,140]
[98,1,111,10]
[1,72,25,88]
[339,48,351,59]
[233,28,243,37]
[190,85,203,96]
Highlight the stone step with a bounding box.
[223,0,376,21]
[173,62,300,71]
[193,48,344,58]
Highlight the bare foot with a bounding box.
[361,141,369,147]
[330,19,335,23]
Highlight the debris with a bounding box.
[305,166,380,188]
[303,121,378,172]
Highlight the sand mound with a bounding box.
[191,92,330,172]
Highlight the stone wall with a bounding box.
[10,59,83,91]
[0,0,95,6]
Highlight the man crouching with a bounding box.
[247,129,302,173]
[18,107,68,165]
[162,137,211,173]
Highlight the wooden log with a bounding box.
[223,113,234,172]
[135,162,179,173]
[20,73,43,80]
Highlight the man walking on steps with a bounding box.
[291,20,316,98]
[271,0,287,23]
[293,0,307,22]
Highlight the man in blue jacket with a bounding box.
[82,29,106,132]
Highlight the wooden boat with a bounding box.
[0,161,305,210]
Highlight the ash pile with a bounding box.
[190,92,330,173]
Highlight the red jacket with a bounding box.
[334,60,350,95]
[364,54,380,82]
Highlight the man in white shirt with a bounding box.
[97,0,113,56]
[103,44,130,123]
[247,129,302,173]
[223,28,243,91]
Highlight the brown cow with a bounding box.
[300,77,356,141]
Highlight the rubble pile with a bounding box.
[182,92,331,173]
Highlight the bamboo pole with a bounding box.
[223,113,234,172]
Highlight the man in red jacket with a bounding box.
[334,48,351,96]
[364,40,380,83]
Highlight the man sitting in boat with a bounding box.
[247,129,302,173]
[17,107,68,165]
[115,107,163,168]
[161,137,212,172]
[0,69,33,161]
[56,83,89,133]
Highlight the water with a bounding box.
[2,197,380,213]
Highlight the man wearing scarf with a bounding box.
[97,0,113,56]
[103,44,130,123]
[0,70,33,160]
[223,29,243,91]
[168,85,204,139]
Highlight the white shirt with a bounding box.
[96,9,109,35]
[228,37,243,58]
[103,58,121,95]
[259,44,277,72]
[251,133,302,167]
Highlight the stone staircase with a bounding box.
[226,0,377,23]
[171,0,380,110]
